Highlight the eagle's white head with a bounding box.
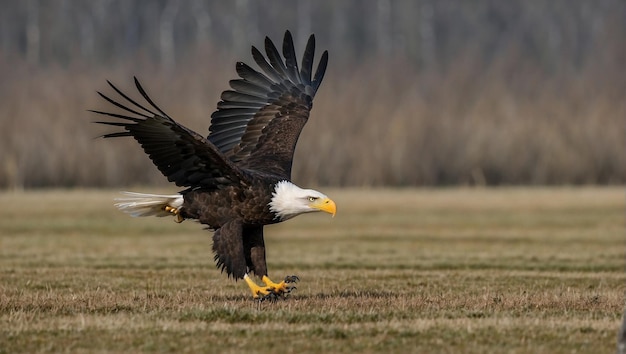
[269,181,337,221]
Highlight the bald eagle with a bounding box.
[91,31,335,300]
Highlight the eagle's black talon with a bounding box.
[256,293,270,303]
[284,275,299,283]
[266,292,280,302]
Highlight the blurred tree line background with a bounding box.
[0,0,624,189]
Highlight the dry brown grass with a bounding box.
[0,187,624,353]
[2,2,626,188]
[1,42,625,188]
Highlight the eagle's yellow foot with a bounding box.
[164,205,184,223]
[244,274,299,301]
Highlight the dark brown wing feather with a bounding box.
[212,220,267,279]
[91,77,250,189]
[212,220,247,279]
[208,30,328,179]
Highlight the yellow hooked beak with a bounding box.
[310,197,337,217]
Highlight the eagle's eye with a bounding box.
[308,196,317,202]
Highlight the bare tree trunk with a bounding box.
[160,0,180,71]
[26,0,40,66]
[376,0,392,56]
[297,0,311,45]
[419,0,436,69]
[192,0,211,45]
[79,10,95,60]
[330,2,347,59]
[233,0,251,54]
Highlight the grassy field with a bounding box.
[0,187,624,353]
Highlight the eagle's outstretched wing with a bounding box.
[208,30,328,179]
[91,31,327,186]
[91,78,250,189]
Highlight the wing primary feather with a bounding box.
[229,79,270,97]
[220,90,268,104]
[101,131,132,138]
[264,36,289,80]
[133,77,171,118]
[96,91,151,119]
[282,30,302,84]
[312,50,329,92]
[251,46,283,84]
[211,108,257,118]
[208,121,249,131]
[217,101,264,109]
[106,80,158,117]
[211,113,254,122]
[300,34,315,84]
[236,62,274,88]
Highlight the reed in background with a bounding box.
[1,0,624,188]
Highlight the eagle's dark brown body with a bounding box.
[181,177,279,228]
[179,175,288,279]
[92,31,333,299]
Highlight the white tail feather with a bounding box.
[114,192,183,218]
